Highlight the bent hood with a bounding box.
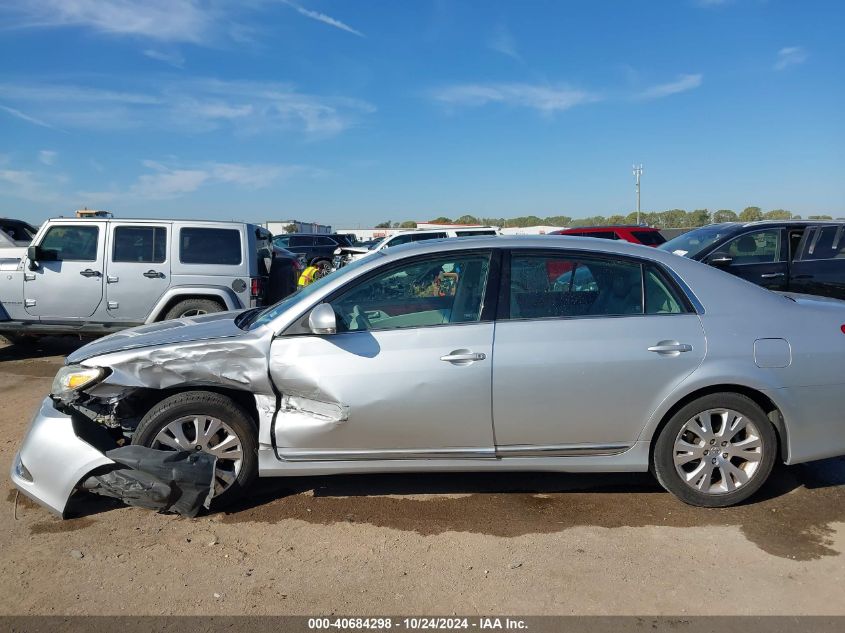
[67,311,245,363]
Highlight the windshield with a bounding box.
[658,225,736,258]
[247,253,382,330]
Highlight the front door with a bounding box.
[106,224,171,322]
[269,250,496,459]
[492,250,706,452]
[24,222,106,319]
[711,228,788,290]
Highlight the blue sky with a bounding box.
[0,0,843,228]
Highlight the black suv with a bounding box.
[659,221,845,299]
[272,233,354,274]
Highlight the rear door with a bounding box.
[709,228,788,290]
[492,250,706,450]
[105,223,171,322]
[790,226,845,299]
[24,222,106,319]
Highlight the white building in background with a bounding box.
[339,221,504,242]
[263,220,332,235]
[500,225,567,235]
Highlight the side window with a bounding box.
[593,231,618,240]
[315,236,337,246]
[802,227,845,260]
[179,228,242,265]
[644,266,685,314]
[330,253,491,332]
[724,229,780,265]
[509,254,643,319]
[386,234,414,248]
[113,226,167,263]
[273,236,291,247]
[413,232,447,241]
[288,236,314,247]
[39,225,99,261]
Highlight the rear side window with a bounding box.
[644,266,684,314]
[179,228,242,265]
[508,254,643,319]
[414,232,447,242]
[591,231,618,240]
[802,227,845,260]
[632,230,666,246]
[456,230,497,236]
[40,225,99,261]
[113,226,167,263]
[315,236,338,246]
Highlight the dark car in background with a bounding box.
[551,225,666,246]
[272,233,355,274]
[1,218,38,246]
[659,221,845,300]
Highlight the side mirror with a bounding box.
[308,303,337,335]
[707,252,733,267]
[26,245,41,270]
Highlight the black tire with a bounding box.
[311,259,332,278]
[164,298,224,320]
[132,391,258,508]
[653,393,777,507]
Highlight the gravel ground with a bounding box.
[1,337,844,615]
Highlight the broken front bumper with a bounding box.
[10,397,115,517]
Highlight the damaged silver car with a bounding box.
[11,235,845,515]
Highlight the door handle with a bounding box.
[760,272,785,279]
[107,275,119,283]
[79,269,101,278]
[143,270,163,279]
[440,351,486,363]
[648,342,692,354]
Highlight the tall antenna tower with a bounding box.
[632,164,643,225]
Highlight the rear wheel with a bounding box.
[164,298,224,320]
[132,391,257,507]
[653,393,777,507]
[312,259,333,278]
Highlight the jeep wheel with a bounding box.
[164,298,224,320]
[132,391,257,507]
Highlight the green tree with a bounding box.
[764,209,792,220]
[659,209,688,228]
[283,224,298,233]
[606,214,627,225]
[375,220,391,229]
[688,209,710,227]
[399,220,417,228]
[808,215,833,220]
[713,209,737,223]
[543,215,572,226]
[430,216,452,224]
[454,214,480,224]
[739,206,763,222]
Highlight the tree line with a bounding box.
[373,208,839,230]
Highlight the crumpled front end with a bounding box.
[11,397,115,516]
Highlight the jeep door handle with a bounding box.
[440,351,486,363]
[648,343,692,354]
[143,270,163,278]
[79,269,101,278]
[760,272,785,279]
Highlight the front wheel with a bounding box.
[653,393,777,507]
[132,391,257,507]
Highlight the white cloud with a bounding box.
[280,0,364,37]
[1,0,215,44]
[84,159,318,201]
[774,46,808,71]
[636,74,702,100]
[38,150,58,165]
[143,49,186,68]
[0,104,56,129]
[0,78,374,138]
[433,83,599,114]
[488,24,520,60]
[0,168,59,202]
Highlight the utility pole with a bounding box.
[632,164,643,225]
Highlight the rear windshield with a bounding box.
[180,227,242,265]
[632,230,666,246]
[659,226,736,258]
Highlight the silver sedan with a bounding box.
[11,235,845,514]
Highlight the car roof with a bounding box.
[44,217,260,227]
[560,225,659,231]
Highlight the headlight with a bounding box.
[51,365,107,398]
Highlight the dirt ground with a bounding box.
[1,338,844,616]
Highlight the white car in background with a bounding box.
[334,227,499,267]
